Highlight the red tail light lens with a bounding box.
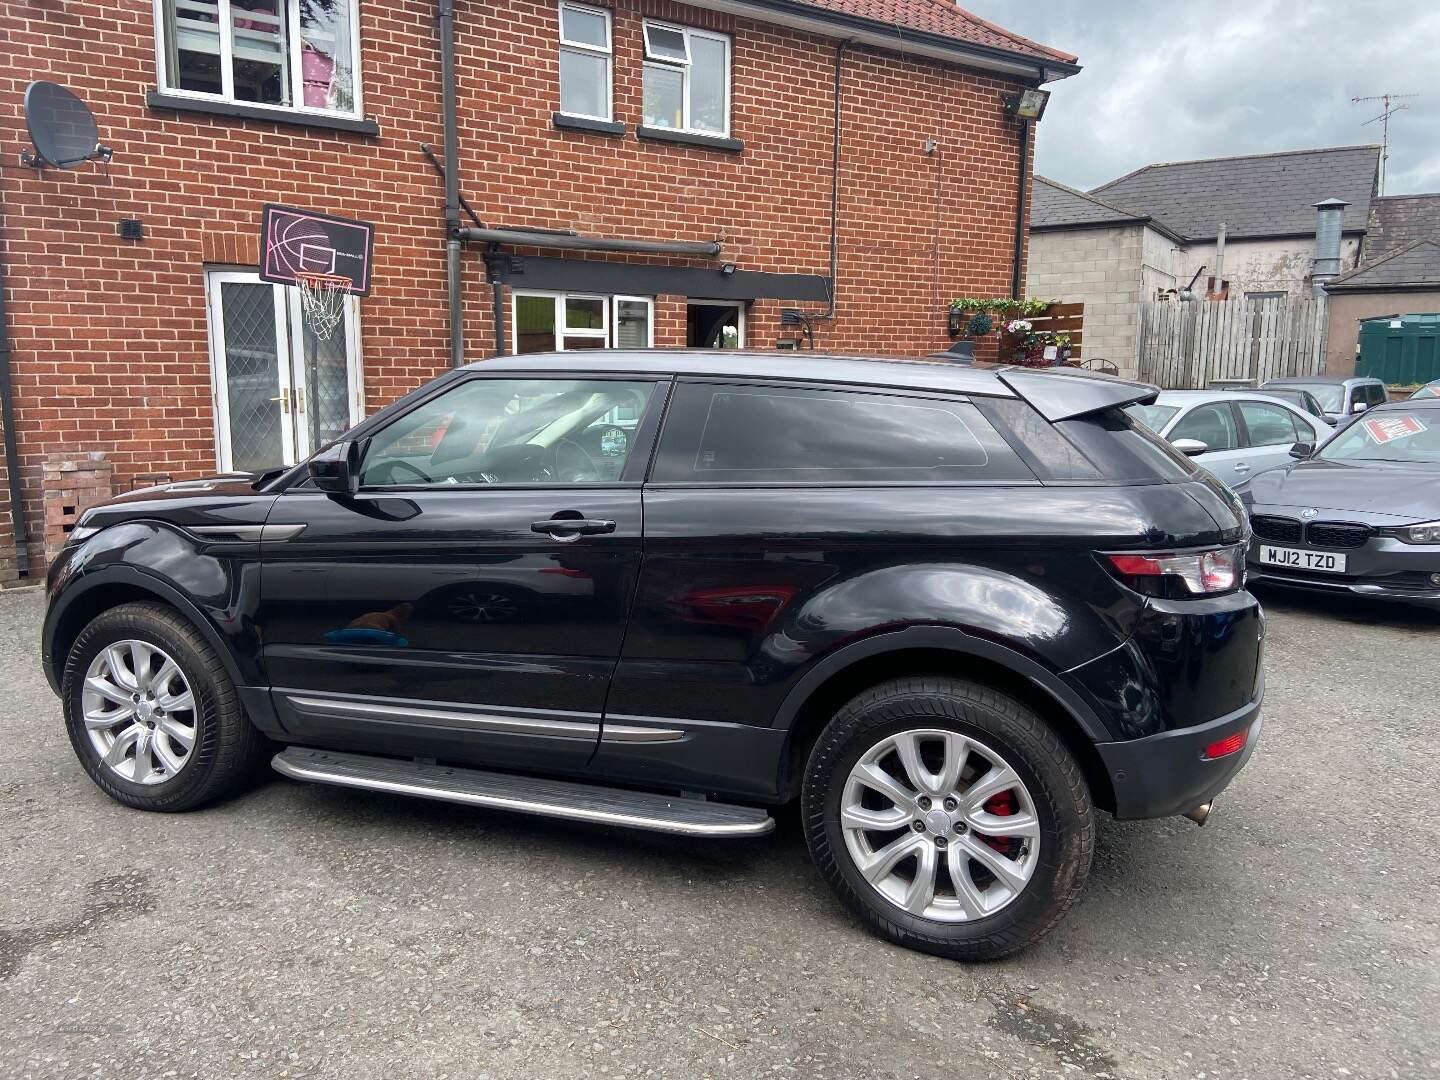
[1103,545,1244,598]
[1203,729,1248,760]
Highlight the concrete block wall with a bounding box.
[1026,224,1144,376]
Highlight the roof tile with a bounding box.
[795,0,1077,63]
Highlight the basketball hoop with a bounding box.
[294,271,349,340]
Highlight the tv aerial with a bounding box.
[19,80,113,170]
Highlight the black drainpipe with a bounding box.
[0,254,30,579]
[797,39,848,333]
[438,0,464,367]
[1010,114,1030,300]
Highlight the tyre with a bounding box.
[802,676,1094,961]
[61,601,269,812]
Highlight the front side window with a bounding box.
[360,378,657,486]
[642,22,729,136]
[651,383,1033,483]
[1238,401,1301,447]
[1170,403,1238,452]
[558,1,612,120]
[156,0,361,115]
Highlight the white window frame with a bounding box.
[557,0,613,122]
[512,290,657,353]
[642,20,731,137]
[687,299,745,348]
[204,269,364,472]
[613,295,655,348]
[153,0,366,120]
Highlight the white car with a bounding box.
[1126,391,1330,491]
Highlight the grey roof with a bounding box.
[1031,176,1143,228]
[1363,193,1440,261]
[1325,239,1440,290]
[1089,146,1380,241]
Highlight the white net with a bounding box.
[295,272,349,340]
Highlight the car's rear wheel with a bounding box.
[62,602,269,812]
[802,676,1094,961]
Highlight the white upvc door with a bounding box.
[205,270,362,473]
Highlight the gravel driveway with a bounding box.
[2,584,1437,1080]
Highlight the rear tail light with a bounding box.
[1203,728,1248,760]
[1102,545,1245,598]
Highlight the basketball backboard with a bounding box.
[260,204,374,296]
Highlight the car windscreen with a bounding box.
[1412,382,1439,400]
[1123,403,1179,431]
[1317,410,1440,464]
[1276,383,1343,412]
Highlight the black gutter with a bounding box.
[438,0,463,368]
[459,228,722,257]
[0,254,30,579]
[1011,117,1030,299]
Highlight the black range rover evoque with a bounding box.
[44,353,1264,960]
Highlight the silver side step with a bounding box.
[272,748,775,838]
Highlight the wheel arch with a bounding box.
[773,627,1116,813]
[44,568,248,696]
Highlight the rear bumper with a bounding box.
[1095,685,1263,820]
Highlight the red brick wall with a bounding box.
[0,0,1035,576]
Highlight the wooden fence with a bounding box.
[1138,297,1328,388]
[997,302,1086,363]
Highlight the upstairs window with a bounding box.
[558,2,613,120]
[155,0,362,117]
[642,22,729,136]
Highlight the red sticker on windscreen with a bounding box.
[1361,415,1427,444]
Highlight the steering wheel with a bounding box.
[554,439,601,483]
[377,459,433,485]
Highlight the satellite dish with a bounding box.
[21,81,112,170]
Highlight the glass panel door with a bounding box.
[209,274,294,472]
[286,290,361,459]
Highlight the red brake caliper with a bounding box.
[980,790,1019,855]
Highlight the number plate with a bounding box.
[1257,545,1347,573]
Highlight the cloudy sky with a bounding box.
[965,0,1440,196]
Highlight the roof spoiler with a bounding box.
[997,366,1159,422]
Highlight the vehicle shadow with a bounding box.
[1249,582,1440,628]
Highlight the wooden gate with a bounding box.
[1138,297,1327,388]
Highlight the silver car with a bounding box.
[1244,398,1440,609]
[1125,391,1329,492]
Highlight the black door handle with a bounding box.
[530,518,616,537]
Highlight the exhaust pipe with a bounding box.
[1182,802,1212,827]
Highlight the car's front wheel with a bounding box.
[62,602,268,811]
[802,676,1094,961]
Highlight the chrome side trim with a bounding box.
[599,723,687,744]
[286,695,600,740]
[189,524,265,542]
[261,523,308,541]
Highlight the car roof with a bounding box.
[1151,389,1311,406]
[1264,376,1381,386]
[1374,396,1440,410]
[464,349,1024,394]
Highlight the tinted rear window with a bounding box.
[1055,409,1198,481]
[652,382,1034,483]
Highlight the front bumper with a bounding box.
[1246,533,1440,608]
[1096,686,1263,820]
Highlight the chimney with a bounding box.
[1312,197,1349,293]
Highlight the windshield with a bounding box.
[1275,383,1343,412]
[1124,403,1179,431]
[1317,411,1440,464]
[1411,383,1439,400]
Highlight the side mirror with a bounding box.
[1172,438,1209,457]
[308,440,360,494]
[1352,401,1368,414]
[1288,441,1315,459]
[1322,415,1338,426]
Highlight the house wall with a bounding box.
[1323,290,1440,377]
[1175,236,1363,299]
[1025,223,1148,377]
[1139,224,1181,301]
[0,0,1037,577]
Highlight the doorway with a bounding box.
[205,270,363,472]
[687,301,745,348]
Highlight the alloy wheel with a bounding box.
[81,639,198,786]
[840,728,1041,922]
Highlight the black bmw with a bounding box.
[1246,397,1440,608]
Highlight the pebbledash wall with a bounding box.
[0,0,1052,579]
